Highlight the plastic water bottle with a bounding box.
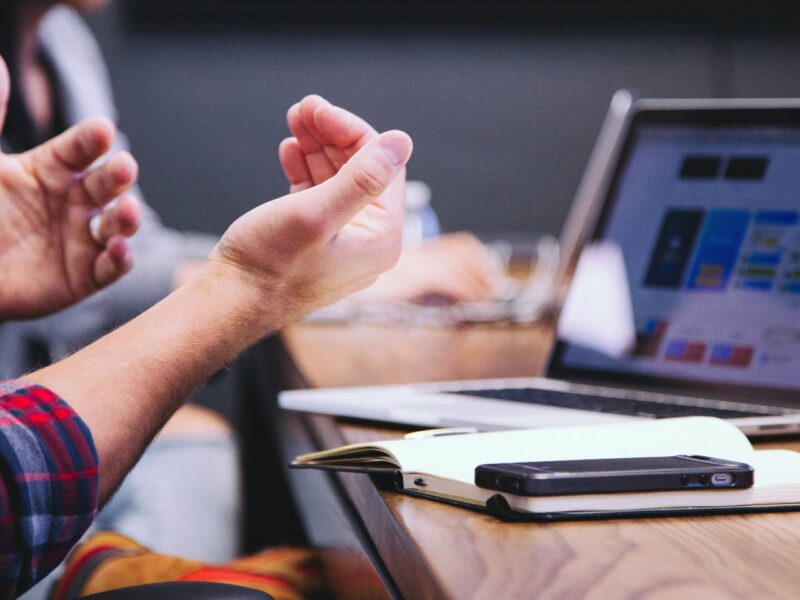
[403,180,440,248]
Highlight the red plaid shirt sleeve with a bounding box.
[0,381,98,599]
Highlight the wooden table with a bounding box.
[279,320,800,600]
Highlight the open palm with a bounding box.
[0,59,140,319]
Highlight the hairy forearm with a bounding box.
[27,263,282,502]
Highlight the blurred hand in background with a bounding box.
[351,232,503,305]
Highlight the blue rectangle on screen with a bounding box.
[687,210,750,291]
[664,340,687,359]
[710,344,733,362]
[741,279,773,291]
[784,282,800,294]
[745,253,782,267]
[754,211,799,226]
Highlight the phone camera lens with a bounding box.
[699,474,710,485]
[680,475,690,486]
[494,475,503,488]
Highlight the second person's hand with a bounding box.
[0,57,141,320]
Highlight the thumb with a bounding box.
[300,130,413,234]
[0,56,9,139]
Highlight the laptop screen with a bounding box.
[549,108,800,403]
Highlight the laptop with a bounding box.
[280,91,800,438]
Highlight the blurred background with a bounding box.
[85,1,800,239]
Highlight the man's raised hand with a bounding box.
[212,128,413,321]
[0,57,141,319]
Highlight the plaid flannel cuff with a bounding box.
[0,380,98,599]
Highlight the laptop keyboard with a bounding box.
[448,387,782,419]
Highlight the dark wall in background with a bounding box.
[83,5,800,237]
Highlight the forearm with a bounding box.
[27,263,280,502]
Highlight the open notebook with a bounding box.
[292,418,800,521]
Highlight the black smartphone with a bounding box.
[474,455,754,496]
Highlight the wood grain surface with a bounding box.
[340,422,800,600]
[283,320,800,600]
[283,321,552,388]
